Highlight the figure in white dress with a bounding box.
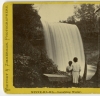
[72,57,81,87]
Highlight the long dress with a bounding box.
[72,63,81,83]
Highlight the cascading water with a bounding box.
[41,20,85,77]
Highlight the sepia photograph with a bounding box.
[13,2,100,88]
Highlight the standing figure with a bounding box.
[66,61,73,76]
[66,61,73,87]
[72,57,81,87]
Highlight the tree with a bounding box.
[74,4,95,21]
[13,4,41,36]
[67,16,75,24]
[91,8,100,87]
[13,4,44,50]
[74,4,96,36]
[59,16,75,24]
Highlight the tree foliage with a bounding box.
[13,4,44,49]
[13,4,41,38]
[13,54,58,87]
[74,4,95,21]
[75,4,95,32]
[67,16,75,24]
[13,4,58,87]
[59,16,75,24]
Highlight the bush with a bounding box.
[13,54,58,87]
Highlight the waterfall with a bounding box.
[41,20,85,77]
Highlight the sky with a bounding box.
[34,4,76,22]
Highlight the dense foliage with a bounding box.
[13,4,58,87]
